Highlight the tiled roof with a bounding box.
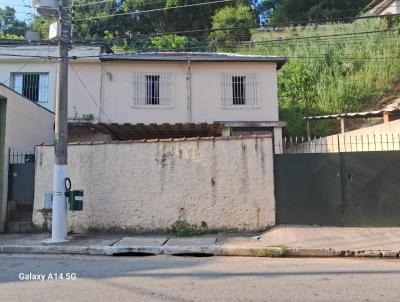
[304,108,400,120]
[37,134,272,147]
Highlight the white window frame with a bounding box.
[10,72,49,103]
[220,73,260,109]
[132,72,174,108]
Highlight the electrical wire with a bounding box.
[72,0,233,21]
[69,62,113,123]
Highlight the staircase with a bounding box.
[5,202,34,233]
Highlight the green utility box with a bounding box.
[66,190,84,211]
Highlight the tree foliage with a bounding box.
[150,34,198,51]
[0,7,28,37]
[31,0,259,51]
[209,4,255,48]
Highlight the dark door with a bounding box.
[7,152,35,222]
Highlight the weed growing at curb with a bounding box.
[255,246,288,257]
[168,220,218,237]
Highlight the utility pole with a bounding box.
[51,0,70,242]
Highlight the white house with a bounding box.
[0,43,286,142]
[362,0,400,15]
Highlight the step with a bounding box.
[8,212,32,222]
[5,222,34,233]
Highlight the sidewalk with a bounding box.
[0,226,399,258]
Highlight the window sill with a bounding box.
[131,105,174,109]
[221,105,261,109]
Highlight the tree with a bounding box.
[150,34,198,51]
[209,4,256,48]
[0,7,28,37]
[32,15,56,39]
[31,0,260,51]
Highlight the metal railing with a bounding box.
[275,133,400,154]
[8,148,35,164]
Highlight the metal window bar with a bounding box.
[146,75,160,105]
[133,72,173,107]
[8,148,35,164]
[11,73,49,103]
[221,73,259,108]
[232,76,246,105]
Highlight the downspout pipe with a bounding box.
[187,60,192,122]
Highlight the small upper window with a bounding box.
[133,72,173,107]
[221,73,259,108]
[11,73,49,103]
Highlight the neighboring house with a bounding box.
[0,42,286,143]
[0,84,54,232]
[362,0,400,15]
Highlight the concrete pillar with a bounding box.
[273,127,283,154]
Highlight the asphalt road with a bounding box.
[0,254,400,302]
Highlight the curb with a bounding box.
[0,245,399,258]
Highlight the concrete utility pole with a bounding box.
[51,0,70,242]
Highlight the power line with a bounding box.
[0,2,31,8]
[0,48,399,61]
[70,11,400,48]
[249,28,400,45]
[72,0,232,22]
[69,62,112,122]
[263,3,400,21]
[71,0,165,8]
[71,26,400,51]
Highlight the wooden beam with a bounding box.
[383,111,390,123]
[340,118,345,134]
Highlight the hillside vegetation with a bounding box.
[241,19,400,136]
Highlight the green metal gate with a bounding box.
[275,151,400,226]
[6,150,35,222]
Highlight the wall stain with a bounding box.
[240,143,249,201]
[210,142,218,209]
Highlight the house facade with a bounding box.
[0,43,286,142]
[362,0,400,15]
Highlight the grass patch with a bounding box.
[255,245,288,257]
[168,220,218,237]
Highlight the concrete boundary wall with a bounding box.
[33,136,275,233]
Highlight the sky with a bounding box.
[0,0,36,23]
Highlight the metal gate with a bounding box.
[6,149,35,222]
[275,136,400,226]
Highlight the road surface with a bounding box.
[0,254,399,301]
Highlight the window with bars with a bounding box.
[133,72,173,107]
[221,73,259,108]
[146,75,160,105]
[11,73,49,103]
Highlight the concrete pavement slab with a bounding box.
[259,226,400,251]
[0,234,121,247]
[165,237,217,246]
[113,237,168,246]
